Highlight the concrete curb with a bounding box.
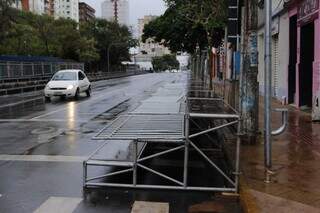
[239,176,260,213]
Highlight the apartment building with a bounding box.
[54,0,79,22]
[101,0,129,26]
[79,2,95,23]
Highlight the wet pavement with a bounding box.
[239,98,320,212]
[0,73,241,213]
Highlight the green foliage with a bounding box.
[79,18,134,71]
[0,9,134,71]
[142,0,227,53]
[152,54,179,72]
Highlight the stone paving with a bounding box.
[240,98,320,212]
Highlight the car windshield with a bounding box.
[52,72,77,81]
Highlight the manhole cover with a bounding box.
[31,127,56,134]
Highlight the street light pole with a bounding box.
[264,0,273,182]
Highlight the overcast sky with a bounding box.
[82,0,167,26]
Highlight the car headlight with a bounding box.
[45,84,50,89]
[67,85,74,90]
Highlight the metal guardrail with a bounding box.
[0,62,84,80]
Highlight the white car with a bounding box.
[44,69,91,101]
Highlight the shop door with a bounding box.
[299,22,314,108]
[288,15,297,104]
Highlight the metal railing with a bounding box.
[0,62,84,80]
[83,67,241,193]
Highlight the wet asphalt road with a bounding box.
[0,73,241,213]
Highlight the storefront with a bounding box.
[286,0,320,120]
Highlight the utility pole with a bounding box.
[264,0,272,182]
[239,0,259,143]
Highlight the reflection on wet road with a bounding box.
[0,73,181,212]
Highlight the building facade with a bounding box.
[257,0,290,103]
[101,0,129,26]
[11,0,79,22]
[44,0,54,16]
[12,0,23,10]
[54,0,79,23]
[79,2,95,23]
[257,0,320,120]
[29,0,45,14]
[137,15,170,57]
[12,0,44,14]
[285,0,320,119]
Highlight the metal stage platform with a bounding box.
[83,75,241,192]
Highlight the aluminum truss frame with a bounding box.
[83,78,241,193]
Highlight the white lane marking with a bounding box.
[131,201,169,213]
[0,119,86,122]
[33,197,82,213]
[0,155,88,163]
[30,107,68,120]
[29,91,125,120]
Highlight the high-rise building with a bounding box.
[44,0,55,16]
[11,0,79,22]
[54,0,79,23]
[11,0,23,10]
[12,0,44,14]
[101,0,129,26]
[79,2,95,23]
[29,0,45,14]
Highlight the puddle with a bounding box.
[92,99,130,122]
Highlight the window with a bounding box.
[52,72,77,81]
[78,72,85,80]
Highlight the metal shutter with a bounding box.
[272,35,279,98]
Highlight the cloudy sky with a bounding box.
[82,0,167,26]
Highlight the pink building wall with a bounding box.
[313,17,320,103]
[289,2,319,109]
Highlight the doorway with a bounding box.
[288,15,297,104]
[299,21,314,108]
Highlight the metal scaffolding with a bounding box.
[83,72,241,192]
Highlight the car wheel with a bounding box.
[45,96,51,102]
[86,86,91,97]
[74,88,80,100]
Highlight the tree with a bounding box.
[0,0,16,43]
[80,18,134,72]
[143,0,227,88]
[143,0,227,53]
[77,38,100,63]
[0,9,133,73]
[152,54,179,72]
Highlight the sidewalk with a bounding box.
[240,98,320,212]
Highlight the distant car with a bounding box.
[44,69,91,101]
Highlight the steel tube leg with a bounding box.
[133,140,138,186]
[83,161,87,187]
[183,115,190,188]
[235,121,241,193]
